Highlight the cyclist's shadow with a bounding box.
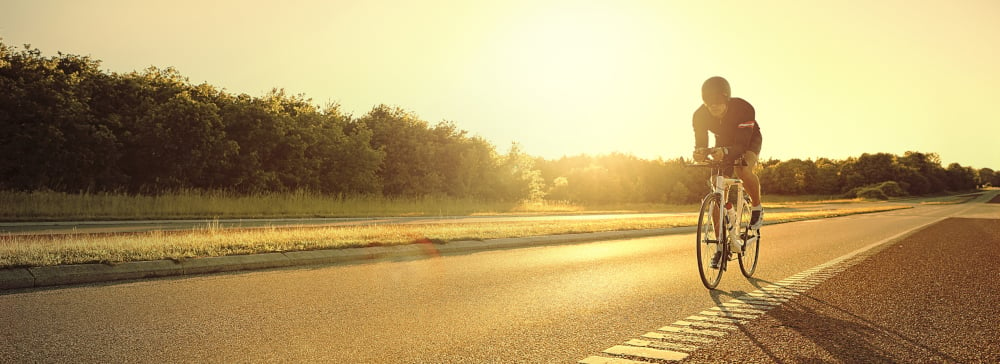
[702,277,784,362]
[705,276,771,305]
[702,278,962,363]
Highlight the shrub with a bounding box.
[843,181,908,200]
[856,187,889,200]
[874,181,907,197]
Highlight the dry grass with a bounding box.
[0,205,911,269]
[0,190,525,221]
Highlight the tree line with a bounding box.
[1,41,995,203]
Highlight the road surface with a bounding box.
[1,192,996,363]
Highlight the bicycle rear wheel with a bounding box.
[738,194,760,277]
[696,193,724,289]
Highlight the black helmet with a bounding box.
[701,76,731,104]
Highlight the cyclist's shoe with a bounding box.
[749,207,764,230]
[710,251,723,269]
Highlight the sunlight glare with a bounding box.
[493,4,644,108]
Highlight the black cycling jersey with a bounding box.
[692,97,762,162]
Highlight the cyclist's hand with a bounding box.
[709,147,727,161]
[693,148,708,162]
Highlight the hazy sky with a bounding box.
[2,0,998,168]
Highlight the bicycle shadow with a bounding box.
[700,278,962,363]
[705,281,783,363]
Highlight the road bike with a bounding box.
[688,150,761,289]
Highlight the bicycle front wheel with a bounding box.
[696,193,724,289]
[738,194,760,277]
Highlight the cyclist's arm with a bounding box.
[692,110,711,161]
[693,111,709,149]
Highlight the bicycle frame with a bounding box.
[690,158,758,269]
[708,169,748,254]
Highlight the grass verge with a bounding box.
[0,205,910,269]
[0,190,530,221]
[0,190,880,221]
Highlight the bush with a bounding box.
[874,181,907,197]
[843,180,908,200]
[856,187,889,200]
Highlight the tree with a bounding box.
[840,153,896,191]
[308,104,383,194]
[898,151,947,194]
[359,105,448,196]
[498,143,545,201]
[977,168,995,187]
[760,159,816,195]
[945,163,978,191]
[357,105,513,198]
[0,44,128,191]
[813,158,842,195]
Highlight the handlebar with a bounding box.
[687,147,748,168]
[686,160,748,168]
[686,157,748,168]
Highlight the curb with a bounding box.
[0,226,696,291]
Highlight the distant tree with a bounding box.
[0,44,119,191]
[537,154,605,204]
[357,105,517,199]
[497,142,545,201]
[358,105,436,196]
[301,103,384,194]
[665,181,692,204]
[425,122,501,198]
[977,168,995,187]
[124,88,233,191]
[842,153,896,190]
[813,158,842,195]
[760,158,816,195]
[0,41,388,195]
[898,151,947,193]
[945,163,978,191]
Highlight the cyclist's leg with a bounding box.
[736,151,762,207]
[710,203,723,251]
[737,151,764,229]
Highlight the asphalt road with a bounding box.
[1,194,996,363]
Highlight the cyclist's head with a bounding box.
[701,76,731,117]
[702,76,731,104]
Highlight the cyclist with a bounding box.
[692,76,764,269]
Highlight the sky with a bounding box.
[2,0,998,169]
